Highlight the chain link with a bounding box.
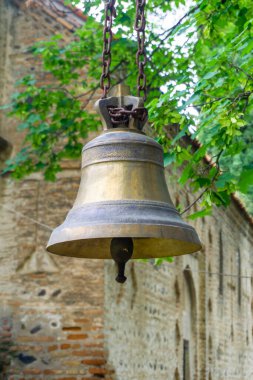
[100,0,116,98]
[100,0,147,102]
[108,106,148,125]
[134,0,147,101]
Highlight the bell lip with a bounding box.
[46,223,202,260]
[46,238,202,260]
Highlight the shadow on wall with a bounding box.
[0,137,12,165]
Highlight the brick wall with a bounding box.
[0,2,111,379]
[104,173,253,380]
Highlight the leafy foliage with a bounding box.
[2,0,253,216]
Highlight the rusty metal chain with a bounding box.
[108,106,148,126]
[134,0,147,101]
[100,0,116,98]
[100,0,148,127]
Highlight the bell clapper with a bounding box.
[110,238,134,283]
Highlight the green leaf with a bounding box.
[195,177,211,187]
[187,208,212,220]
[215,172,234,189]
[202,71,219,80]
[238,168,253,193]
[179,164,194,185]
[164,152,176,167]
[211,191,231,206]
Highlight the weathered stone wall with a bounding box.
[0,2,110,379]
[104,173,253,380]
[0,1,253,380]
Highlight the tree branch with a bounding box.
[150,5,199,57]
[229,63,253,82]
[180,187,208,216]
[180,149,223,215]
[185,91,252,109]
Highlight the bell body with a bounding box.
[47,128,201,259]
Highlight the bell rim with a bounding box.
[47,239,202,260]
[47,222,202,259]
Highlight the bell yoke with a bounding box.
[46,84,202,283]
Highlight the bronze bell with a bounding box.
[46,84,202,283]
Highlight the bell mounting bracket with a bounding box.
[94,84,148,131]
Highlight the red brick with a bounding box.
[84,342,103,348]
[18,336,55,342]
[89,367,107,375]
[82,358,106,365]
[72,350,104,358]
[62,326,82,331]
[73,350,90,356]
[72,344,81,349]
[61,343,71,350]
[48,344,58,351]
[29,273,46,278]
[74,318,89,324]
[77,350,104,357]
[83,310,103,315]
[67,334,88,340]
